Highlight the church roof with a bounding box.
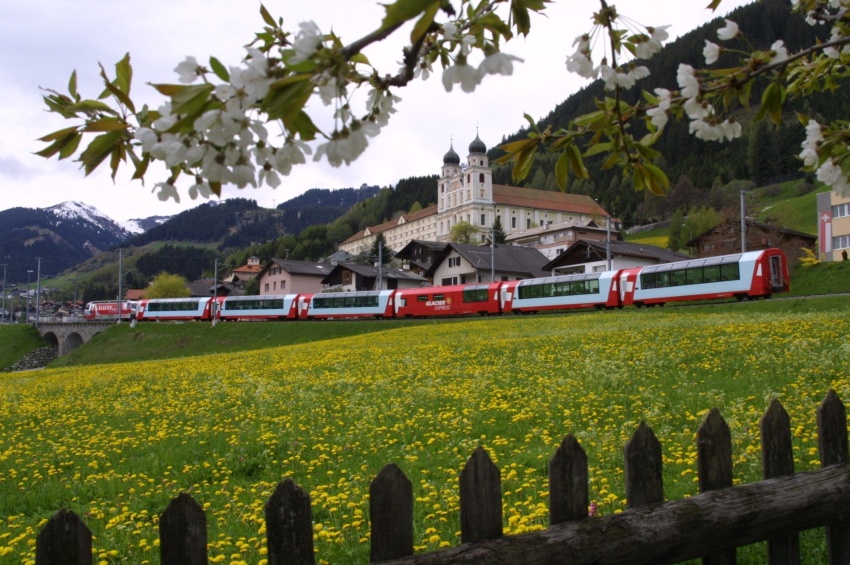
[443,144,460,165]
[492,185,608,216]
[468,134,487,155]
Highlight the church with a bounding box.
[338,133,611,255]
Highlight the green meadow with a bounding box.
[1,296,849,564]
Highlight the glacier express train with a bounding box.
[106,248,789,323]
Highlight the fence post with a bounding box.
[459,446,502,544]
[624,421,663,508]
[818,389,850,564]
[35,509,92,565]
[549,434,589,525]
[761,399,800,565]
[698,408,736,565]
[265,478,316,565]
[159,492,208,565]
[370,463,413,562]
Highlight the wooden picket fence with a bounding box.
[36,390,850,565]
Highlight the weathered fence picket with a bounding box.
[33,390,850,565]
[697,408,735,565]
[761,399,800,565]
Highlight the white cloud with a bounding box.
[0,0,752,222]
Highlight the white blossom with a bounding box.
[442,22,458,41]
[273,140,311,176]
[153,181,180,203]
[799,119,823,167]
[135,127,158,153]
[413,59,433,81]
[677,64,700,99]
[290,21,323,65]
[654,88,673,110]
[442,62,480,93]
[684,98,712,120]
[479,52,523,77]
[600,64,641,91]
[769,40,789,64]
[703,41,721,65]
[565,52,596,78]
[231,161,256,188]
[647,106,669,130]
[717,19,740,41]
[635,26,669,59]
[817,159,850,196]
[188,178,214,200]
[174,56,202,84]
[259,166,282,188]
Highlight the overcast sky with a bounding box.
[0,0,752,223]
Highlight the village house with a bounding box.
[427,242,550,285]
[543,239,691,275]
[817,190,850,261]
[686,218,817,265]
[256,259,334,295]
[320,262,428,291]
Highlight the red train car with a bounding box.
[395,282,503,318]
[298,290,396,320]
[622,248,789,307]
[136,297,224,321]
[218,294,299,321]
[83,300,137,321]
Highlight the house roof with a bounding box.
[124,289,146,300]
[340,205,439,245]
[394,239,450,260]
[186,279,241,297]
[427,243,550,278]
[543,239,691,271]
[321,262,428,285]
[259,259,335,278]
[685,218,818,246]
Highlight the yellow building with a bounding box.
[338,134,610,255]
[817,190,850,261]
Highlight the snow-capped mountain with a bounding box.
[0,201,171,283]
[46,201,134,240]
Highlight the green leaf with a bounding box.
[68,70,79,101]
[757,82,786,125]
[706,0,723,9]
[171,84,215,117]
[114,53,133,96]
[263,78,313,131]
[99,67,136,114]
[644,163,670,193]
[132,154,151,181]
[382,0,438,32]
[411,1,439,43]
[555,150,570,190]
[38,126,80,143]
[512,142,539,182]
[210,57,230,82]
[510,0,532,36]
[71,99,118,115]
[289,110,320,141]
[259,4,276,27]
[84,118,128,132]
[567,143,589,179]
[583,141,612,157]
[79,130,125,175]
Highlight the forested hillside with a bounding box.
[490,0,839,226]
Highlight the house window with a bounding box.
[264,283,269,292]
[273,281,277,291]
[833,203,850,218]
[480,214,486,226]
[527,218,532,228]
[835,234,850,249]
[511,217,517,229]
[448,257,461,268]
[479,173,485,183]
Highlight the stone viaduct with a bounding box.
[35,322,115,356]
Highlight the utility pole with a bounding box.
[117,249,123,324]
[377,241,383,290]
[213,258,219,326]
[606,216,612,271]
[1,263,6,324]
[35,258,42,326]
[26,269,32,323]
[740,191,748,253]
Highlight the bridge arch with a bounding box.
[34,322,114,357]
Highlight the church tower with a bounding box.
[465,132,493,207]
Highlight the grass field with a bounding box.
[1,296,849,564]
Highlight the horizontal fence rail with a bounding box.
[36,390,850,565]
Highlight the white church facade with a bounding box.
[338,134,611,255]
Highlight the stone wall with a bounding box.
[3,346,58,372]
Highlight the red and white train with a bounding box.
[83,300,137,321]
[86,249,790,323]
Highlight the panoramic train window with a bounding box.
[462,286,490,302]
[516,275,600,299]
[641,257,742,288]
